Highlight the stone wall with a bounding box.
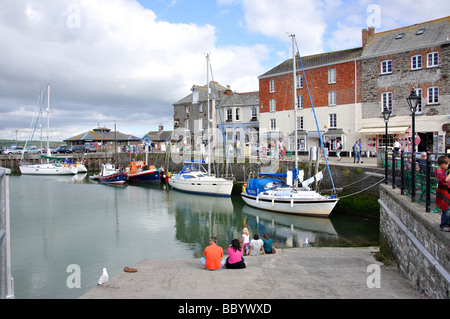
[379,184,449,298]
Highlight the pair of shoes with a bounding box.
[440,226,450,232]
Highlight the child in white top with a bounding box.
[240,227,250,255]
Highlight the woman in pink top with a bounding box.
[226,239,247,269]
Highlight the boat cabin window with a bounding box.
[264,180,286,190]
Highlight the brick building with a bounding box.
[359,17,450,154]
[258,48,362,154]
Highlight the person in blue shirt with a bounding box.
[262,233,276,254]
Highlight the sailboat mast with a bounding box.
[46,84,51,158]
[291,35,299,187]
[206,53,211,175]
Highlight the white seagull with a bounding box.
[97,268,109,286]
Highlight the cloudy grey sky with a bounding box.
[0,0,448,141]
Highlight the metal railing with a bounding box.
[0,167,14,299]
[380,150,442,213]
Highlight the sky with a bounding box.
[0,0,448,142]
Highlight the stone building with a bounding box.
[359,17,450,154]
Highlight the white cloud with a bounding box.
[241,0,327,55]
[0,0,267,140]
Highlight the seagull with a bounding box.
[301,238,309,247]
[97,268,109,286]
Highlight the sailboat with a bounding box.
[19,85,77,175]
[241,35,339,218]
[168,54,234,197]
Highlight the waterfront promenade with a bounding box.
[80,247,420,299]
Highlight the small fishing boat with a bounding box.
[97,163,127,185]
[126,161,162,183]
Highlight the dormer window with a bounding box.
[416,28,425,35]
[395,33,404,39]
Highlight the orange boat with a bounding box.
[126,161,163,183]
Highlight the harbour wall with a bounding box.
[379,184,450,299]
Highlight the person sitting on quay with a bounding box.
[225,239,247,269]
[262,233,276,254]
[240,227,250,255]
[249,234,265,256]
[200,236,226,270]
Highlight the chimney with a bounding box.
[159,125,164,132]
[225,85,233,95]
[362,27,375,48]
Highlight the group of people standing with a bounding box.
[200,228,277,271]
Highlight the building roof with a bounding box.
[173,81,229,106]
[64,127,141,143]
[259,47,362,79]
[142,130,173,142]
[361,16,450,58]
[220,91,259,108]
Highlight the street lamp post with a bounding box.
[406,89,421,202]
[382,109,391,184]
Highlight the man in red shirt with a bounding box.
[200,237,225,270]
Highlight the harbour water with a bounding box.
[9,174,379,299]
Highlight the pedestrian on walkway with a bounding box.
[336,139,342,161]
[352,141,361,163]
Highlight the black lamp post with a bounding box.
[406,89,421,202]
[382,109,391,184]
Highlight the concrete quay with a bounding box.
[80,247,421,299]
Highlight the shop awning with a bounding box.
[358,126,409,135]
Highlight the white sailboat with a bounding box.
[19,85,77,175]
[168,54,233,197]
[241,35,339,217]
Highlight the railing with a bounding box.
[0,167,14,299]
[380,150,442,213]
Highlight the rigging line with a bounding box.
[208,61,233,176]
[294,38,336,193]
[336,173,378,189]
[338,178,385,199]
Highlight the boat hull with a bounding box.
[19,163,77,175]
[241,192,339,218]
[127,170,161,182]
[98,173,127,185]
[168,177,233,197]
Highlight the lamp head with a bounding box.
[382,108,391,123]
[406,89,420,114]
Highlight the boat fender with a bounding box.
[123,267,137,273]
[242,183,247,194]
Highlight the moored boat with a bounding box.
[98,163,127,185]
[126,161,162,183]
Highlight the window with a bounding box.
[381,92,393,112]
[395,33,404,39]
[297,95,303,109]
[297,116,303,130]
[411,55,422,70]
[235,108,240,121]
[226,108,232,121]
[328,68,336,84]
[381,60,392,74]
[270,119,276,131]
[185,105,190,113]
[270,99,276,112]
[329,114,337,128]
[269,80,275,93]
[251,107,257,120]
[414,88,423,113]
[328,91,337,106]
[297,74,303,88]
[198,119,203,131]
[199,103,203,113]
[428,87,439,104]
[427,52,439,68]
[185,119,190,130]
[416,28,425,35]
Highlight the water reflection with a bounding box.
[9,175,379,298]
